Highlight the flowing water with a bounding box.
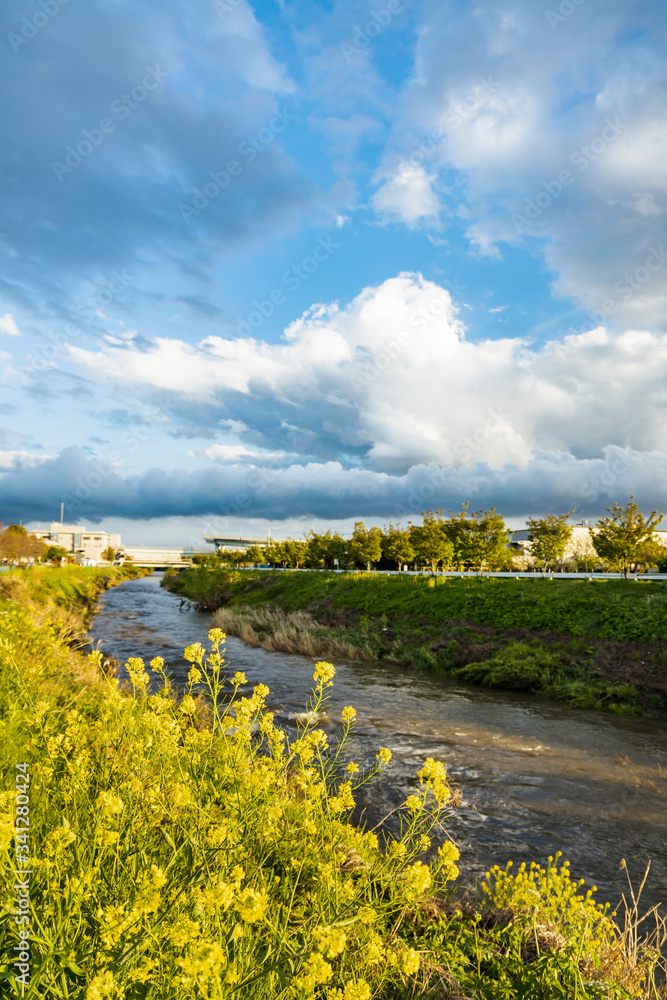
[88,573,667,914]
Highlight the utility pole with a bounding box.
[60,502,64,526]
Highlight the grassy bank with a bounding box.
[162,569,667,715]
[0,563,150,619]
[2,569,664,996]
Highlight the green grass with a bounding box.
[163,569,667,641]
[162,570,667,715]
[0,564,149,617]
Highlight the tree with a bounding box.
[271,541,290,568]
[245,545,265,567]
[409,512,452,574]
[350,522,383,571]
[329,533,350,570]
[444,503,509,571]
[591,496,664,578]
[101,545,116,563]
[526,511,574,574]
[306,531,348,569]
[0,525,45,563]
[284,538,308,569]
[382,523,414,572]
[217,548,242,567]
[41,544,69,564]
[262,540,279,567]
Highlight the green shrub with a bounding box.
[454,642,559,691]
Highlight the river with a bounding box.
[88,573,667,915]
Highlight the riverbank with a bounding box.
[162,568,667,716]
[3,568,664,996]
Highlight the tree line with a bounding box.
[197,498,666,579]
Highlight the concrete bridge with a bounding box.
[203,534,276,552]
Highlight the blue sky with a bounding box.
[1,0,666,545]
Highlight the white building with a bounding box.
[29,524,122,564]
[509,524,667,562]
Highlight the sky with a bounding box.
[1,0,666,547]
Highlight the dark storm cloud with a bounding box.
[2,445,666,525]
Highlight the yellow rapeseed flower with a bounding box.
[85,969,120,1000]
[187,666,202,686]
[97,791,124,821]
[402,947,420,976]
[313,660,336,686]
[341,705,356,723]
[403,860,431,899]
[183,642,205,664]
[343,980,371,1000]
[150,656,166,676]
[232,671,247,687]
[125,657,149,694]
[178,940,226,981]
[236,887,268,923]
[376,747,392,766]
[314,924,347,958]
[295,953,333,992]
[168,916,201,947]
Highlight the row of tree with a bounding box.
[199,499,665,578]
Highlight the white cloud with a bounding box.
[0,314,20,336]
[200,444,289,464]
[369,0,667,328]
[66,273,667,476]
[0,449,48,471]
[371,164,441,226]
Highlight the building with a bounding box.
[29,523,122,564]
[509,524,667,562]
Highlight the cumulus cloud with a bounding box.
[372,0,667,328]
[3,270,666,525]
[0,449,48,472]
[65,273,667,473]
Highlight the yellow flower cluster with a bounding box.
[402,861,432,900]
[313,660,336,686]
[483,853,615,956]
[3,607,477,1000]
[125,656,150,694]
[236,886,268,923]
[314,924,348,958]
[294,952,333,993]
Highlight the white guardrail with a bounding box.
[230,567,667,581]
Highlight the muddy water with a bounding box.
[88,574,667,914]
